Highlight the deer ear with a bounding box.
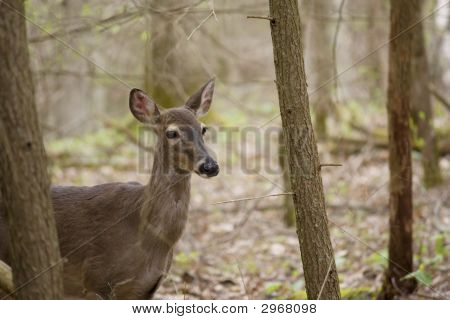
[129,89,160,123]
[185,78,215,117]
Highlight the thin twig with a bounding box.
[319,163,343,169]
[317,256,335,300]
[429,84,450,112]
[247,15,274,22]
[237,264,251,299]
[210,192,294,205]
[29,11,143,43]
[210,0,218,21]
[187,10,214,40]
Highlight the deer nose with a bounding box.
[198,158,219,177]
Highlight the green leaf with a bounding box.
[402,265,433,286]
[418,111,426,120]
[434,234,446,257]
[174,251,199,267]
[415,138,425,148]
[264,282,282,294]
[140,31,149,42]
[364,248,388,267]
[81,3,91,16]
[110,25,120,34]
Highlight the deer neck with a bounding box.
[139,142,191,250]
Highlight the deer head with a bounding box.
[129,79,219,178]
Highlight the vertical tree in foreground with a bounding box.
[0,0,63,299]
[268,0,341,299]
[378,0,417,299]
[411,1,442,188]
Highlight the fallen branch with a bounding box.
[0,260,13,297]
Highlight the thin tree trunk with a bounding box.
[0,0,64,299]
[378,0,417,299]
[269,0,341,300]
[366,0,389,100]
[144,0,180,107]
[49,0,92,137]
[411,1,442,188]
[306,0,334,138]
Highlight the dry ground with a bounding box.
[51,139,450,300]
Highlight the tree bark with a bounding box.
[278,132,295,227]
[378,0,417,299]
[410,1,442,188]
[0,0,64,299]
[269,0,341,300]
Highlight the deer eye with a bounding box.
[202,126,208,135]
[166,130,179,139]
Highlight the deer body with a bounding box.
[0,79,218,299]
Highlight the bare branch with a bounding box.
[247,15,274,22]
[237,264,251,299]
[429,85,450,112]
[187,8,216,40]
[210,192,294,205]
[29,11,143,43]
[319,163,342,169]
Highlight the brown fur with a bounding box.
[0,81,217,299]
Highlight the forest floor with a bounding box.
[49,131,450,300]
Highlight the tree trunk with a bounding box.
[49,0,92,137]
[411,1,442,188]
[378,0,417,299]
[0,0,64,299]
[366,0,389,100]
[278,131,295,227]
[306,0,334,138]
[144,0,180,107]
[269,0,341,300]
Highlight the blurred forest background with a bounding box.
[20,0,450,299]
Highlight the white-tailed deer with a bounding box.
[0,79,218,299]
